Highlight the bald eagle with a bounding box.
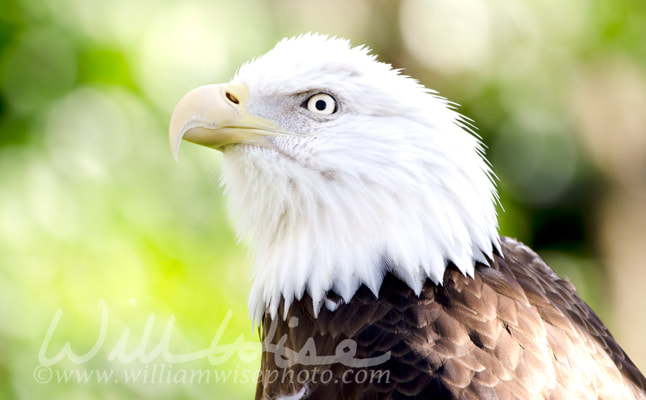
[169,35,646,399]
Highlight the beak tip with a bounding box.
[171,143,181,162]
[170,127,184,162]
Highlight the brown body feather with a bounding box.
[256,237,646,399]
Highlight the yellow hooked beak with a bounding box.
[169,83,286,160]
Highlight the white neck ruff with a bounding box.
[221,119,500,325]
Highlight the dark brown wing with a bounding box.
[255,236,646,399]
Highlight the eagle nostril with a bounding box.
[225,91,240,105]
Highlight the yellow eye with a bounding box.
[305,93,337,115]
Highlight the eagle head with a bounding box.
[170,34,499,323]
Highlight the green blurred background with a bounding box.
[1,0,645,398]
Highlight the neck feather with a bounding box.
[222,136,500,325]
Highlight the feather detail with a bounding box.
[255,237,646,399]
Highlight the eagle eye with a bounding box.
[303,93,338,115]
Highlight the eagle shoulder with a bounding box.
[256,236,646,399]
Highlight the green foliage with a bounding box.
[1,0,645,398]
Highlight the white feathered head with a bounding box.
[170,34,499,323]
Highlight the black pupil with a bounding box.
[315,99,327,111]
